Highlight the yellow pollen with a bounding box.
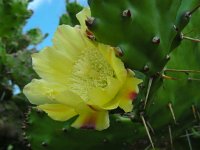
[69,48,115,101]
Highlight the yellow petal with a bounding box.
[76,7,91,31]
[38,104,77,121]
[55,90,83,107]
[23,79,82,107]
[110,51,127,82]
[101,96,120,110]
[23,79,59,105]
[87,77,121,107]
[103,71,142,111]
[32,47,74,84]
[72,105,109,131]
[118,74,142,112]
[33,25,95,84]
[53,25,94,58]
[98,44,127,83]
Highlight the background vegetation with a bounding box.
[0,0,81,149]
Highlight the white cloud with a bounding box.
[28,0,52,10]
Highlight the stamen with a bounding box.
[69,48,115,101]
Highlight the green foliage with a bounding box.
[0,0,45,149]
[59,1,83,26]
[5,50,38,89]
[0,0,32,37]
[26,29,48,45]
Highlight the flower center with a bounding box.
[69,48,115,101]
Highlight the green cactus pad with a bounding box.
[25,108,146,150]
[88,0,199,75]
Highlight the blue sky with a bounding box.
[24,0,88,50]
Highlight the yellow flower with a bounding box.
[23,8,142,131]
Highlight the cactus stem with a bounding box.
[147,121,155,134]
[144,78,153,109]
[184,27,200,35]
[185,130,193,150]
[168,103,177,124]
[168,125,173,149]
[192,105,197,120]
[140,114,155,150]
[188,3,200,16]
[181,34,200,43]
[164,69,200,74]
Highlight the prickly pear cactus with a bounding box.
[88,0,199,76]
[24,108,147,150]
[24,0,200,149]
